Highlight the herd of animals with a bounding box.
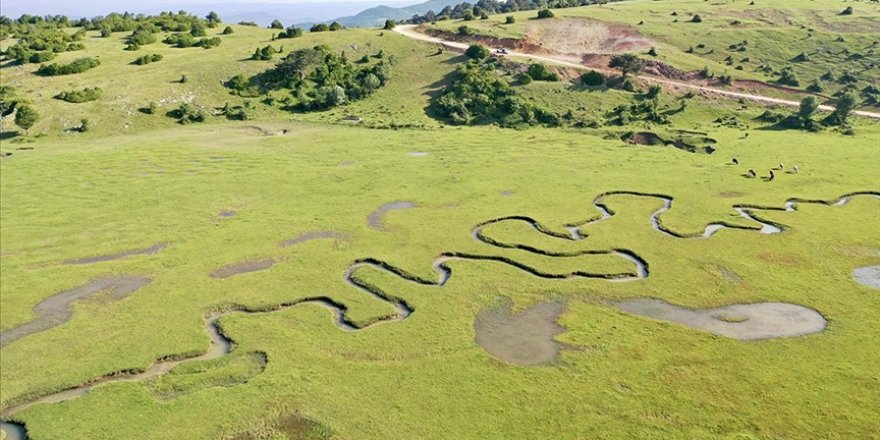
[732,157,798,181]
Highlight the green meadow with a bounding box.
[1,0,879,439]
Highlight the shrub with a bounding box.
[691,14,703,23]
[222,26,234,35]
[128,29,156,46]
[384,20,397,30]
[505,16,515,24]
[78,118,90,132]
[14,105,40,133]
[133,53,163,65]
[465,44,490,60]
[36,57,100,76]
[329,22,344,31]
[54,87,103,103]
[164,33,195,47]
[647,47,657,56]
[644,84,662,99]
[28,51,56,63]
[609,54,644,77]
[580,70,605,86]
[239,21,258,27]
[270,20,284,29]
[516,73,532,85]
[806,80,824,93]
[197,37,222,48]
[840,6,853,15]
[458,25,472,36]
[537,9,555,19]
[699,66,713,79]
[718,74,733,85]
[526,63,558,81]
[251,45,279,60]
[100,27,112,37]
[277,26,303,39]
[777,67,799,86]
[310,23,330,32]
[167,103,206,124]
[190,22,207,37]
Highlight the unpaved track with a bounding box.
[394,25,880,120]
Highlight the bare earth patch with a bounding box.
[614,299,826,340]
[407,152,430,157]
[526,18,652,55]
[853,266,880,289]
[64,243,167,264]
[474,299,565,365]
[279,231,349,248]
[367,201,415,231]
[0,275,151,348]
[210,259,276,279]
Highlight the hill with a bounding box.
[334,0,461,27]
[1,1,879,440]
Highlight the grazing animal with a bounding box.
[778,162,784,170]
[748,169,757,178]
[792,165,799,174]
[768,170,775,181]
[732,157,739,165]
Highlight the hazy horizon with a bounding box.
[0,0,415,23]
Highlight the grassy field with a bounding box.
[423,0,880,101]
[1,2,879,439]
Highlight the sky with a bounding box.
[1,0,415,24]
[1,0,412,19]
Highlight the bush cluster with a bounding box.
[226,45,392,111]
[54,87,103,103]
[133,53,163,65]
[433,59,558,127]
[36,57,100,76]
[167,103,206,124]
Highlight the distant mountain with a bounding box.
[0,1,411,28]
[334,0,461,28]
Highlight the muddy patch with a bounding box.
[367,201,415,231]
[218,210,236,218]
[474,299,565,365]
[500,190,515,197]
[719,191,746,198]
[614,299,826,340]
[853,266,880,289]
[527,18,651,55]
[338,161,354,167]
[626,132,716,154]
[64,243,167,264]
[210,259,276,279]
[0,275,151,348]
[239,412,331,440]
[407,151,430,157]
[279,231,349,248]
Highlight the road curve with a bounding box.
[393,25,880,120]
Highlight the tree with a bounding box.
[505,16,515,24]
[825,92,857,126]
[206,11,222,27]
[465,44,490,60]
[329,21,343,31]
[537,9,554,19]
[691,14,703,23]
[15,105,39,133]
[645,84,662,99]
[222,26,234,35]
[797,96,819,124]
[384,20,397,30]
[270,19,284,29]
[609,54,644,77]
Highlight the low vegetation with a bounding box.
[35,57,101,76]
[54,87,103,103]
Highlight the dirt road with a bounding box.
[393,25,880,120]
